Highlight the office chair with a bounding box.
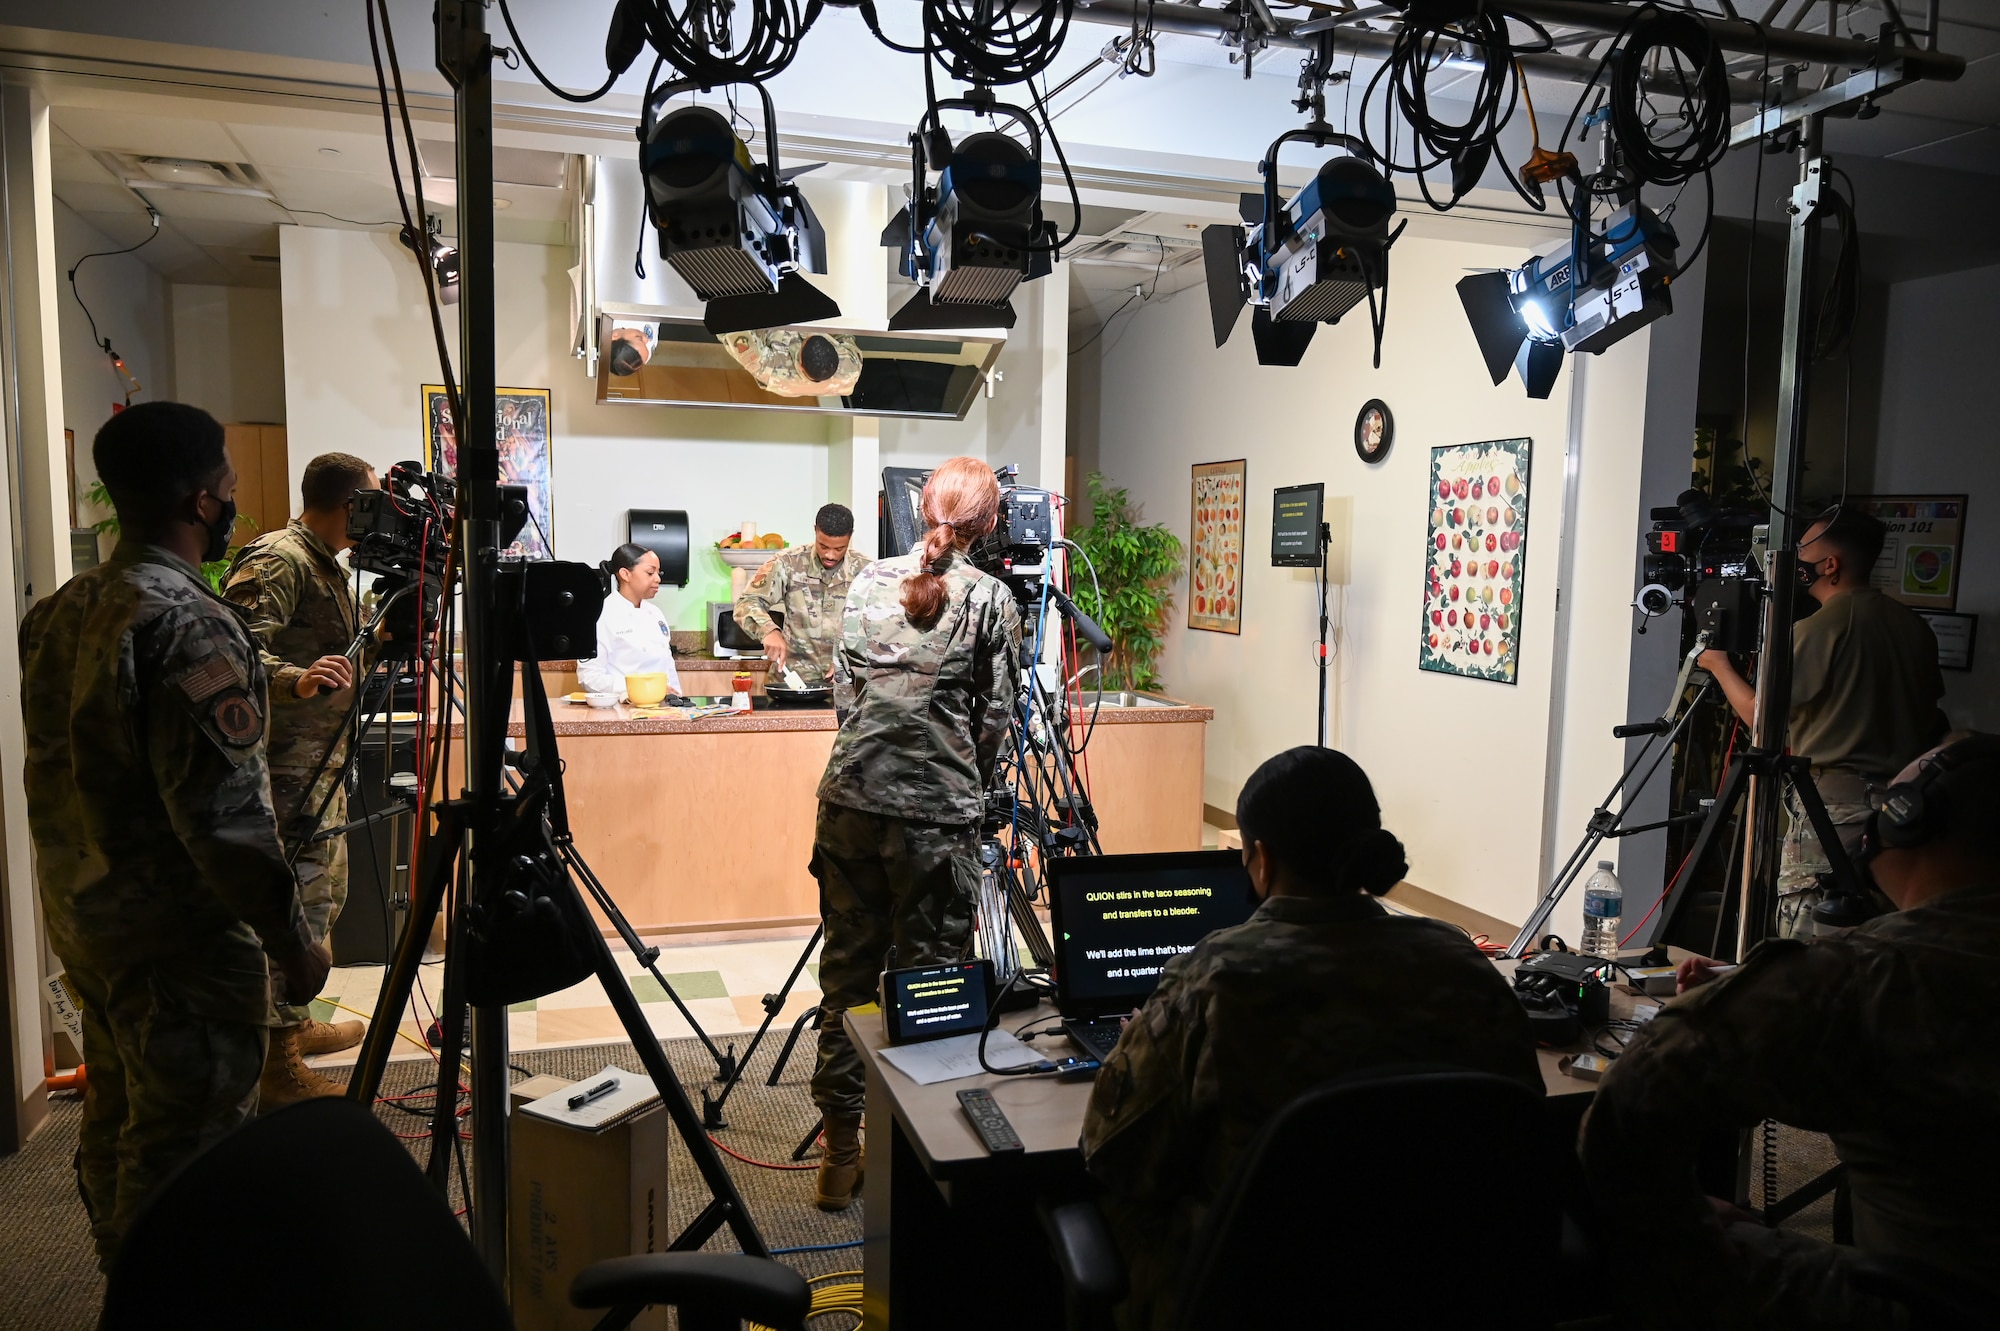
[1849,1253,1998,1331]
[1041,1065,1595,1331]
[103,1097,809,1331]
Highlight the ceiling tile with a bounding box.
[223,121,397,176]
[131,188,291,225]
[1821,107,1979,158]
[1878,52,2000,123]
[255,167,410,226]
[50,135,123,186]
[1934,17,2000,63]
[70,214,226,282]
[164,216,278,249]
[53,180,149,217]
[1891,124,2000,175]
[51,108,244,161]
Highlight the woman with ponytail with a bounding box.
[1080,746,1543,1329]
[805,457,1021,1211]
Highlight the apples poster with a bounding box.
[1420,438,1531,684]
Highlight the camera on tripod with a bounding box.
[1635,488,1765,653]
[969,464,1055,598]
[347,461,458,578]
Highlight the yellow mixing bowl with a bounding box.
[624,673,670,706]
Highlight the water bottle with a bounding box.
[1580,862,1623,958]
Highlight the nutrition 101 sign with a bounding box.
[1851,494,1966,612]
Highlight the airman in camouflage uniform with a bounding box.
[809,542,1019,1208]
[20,402,323,1269]
[222,452,379,1102]
[1081,894,1542,1330]
[732,505,870,684]
[1582,737,2000,1331]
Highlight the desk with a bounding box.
[850,971,1664,1329]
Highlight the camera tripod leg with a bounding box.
[769,1005,824,1086]
[563,844,736,1081]
[574,882,770,1256]
[704,924,824,1122]
[1651,754,1756,957]
[1779,757,1866,901]
[791,1117,825,1163]
[348,804,463,1106]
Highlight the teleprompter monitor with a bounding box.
[1272,483,1325,567]
[1047,850,1257,1016]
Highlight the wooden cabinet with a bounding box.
[224,424,290,543]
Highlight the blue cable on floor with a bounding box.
[770,1239,864,1254]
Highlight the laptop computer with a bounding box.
[1046,850,1258,1062]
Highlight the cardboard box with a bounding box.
[509,1072,670,1331]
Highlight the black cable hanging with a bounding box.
[496,0,623,101]
[67,208,161,403]
[1357,4,1553,212]
[628,0,825,88]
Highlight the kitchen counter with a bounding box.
[479,694,1213,936]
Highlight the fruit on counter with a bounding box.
[717,532,788,549]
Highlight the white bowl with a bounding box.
[584,692,620,709]
[717,547,782,570]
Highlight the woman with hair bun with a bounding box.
[806,456,1021,1211]
[577,542,683,700]
[1080,746,1542,1330]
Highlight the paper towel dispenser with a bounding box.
[627,509,690,586]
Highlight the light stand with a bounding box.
[347,1,768,1284]
[1314,521,1331,747]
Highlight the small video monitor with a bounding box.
[1272,483,1325,567]
[879,959,994,1045]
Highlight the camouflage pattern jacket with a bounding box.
[20,544,308,1011]
[732,544,872,684]
[817,549,1019,825]
[1081,894,1542,1331]
[222,521,363,836]
[1582,886,2000,1323]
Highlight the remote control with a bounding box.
[956,1087,1024,1154]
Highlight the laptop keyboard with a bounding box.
[1066,1020,1124,1061]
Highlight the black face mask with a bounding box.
[1796,557,1823,591]
[202,497,237,563]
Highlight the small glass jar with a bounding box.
[731,672,753,711]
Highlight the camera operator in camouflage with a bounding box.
[808,459,1020,1211]
[731,502,872,685]
[21,403,329,1269]
[221,452,381,1106]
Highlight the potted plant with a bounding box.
[1068,473,1184,694]
[84,479,255,590]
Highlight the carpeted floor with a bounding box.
[0,1033,859,1331]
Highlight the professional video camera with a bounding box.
[969,464,1055,595]
[1635,488,1764,652]
[347,461,457,578]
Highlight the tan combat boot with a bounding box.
[259,1026,348,1111]
[814,1113,865,1212]
[296,1016,365,1055]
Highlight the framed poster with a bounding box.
[1419,438,1532,684]
[1848,495,1965,611]
[423,385,554,560]
[1189,459,1245,634]
[1918,610,1976,671]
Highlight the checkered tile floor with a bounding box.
[306,931,825,1067]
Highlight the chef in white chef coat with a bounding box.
[580,542,684,698]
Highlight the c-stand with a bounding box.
[344,1,766,1281]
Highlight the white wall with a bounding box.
[54,200,174,529]
[171,283,285,425]
[280,224,844,627]
[1088,233,1650,932]
[1874,261,2000,732]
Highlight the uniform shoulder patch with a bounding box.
[173,653,247,704]
[209,689,264,746]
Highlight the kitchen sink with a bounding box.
[1072,691,1185,709]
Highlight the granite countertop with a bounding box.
[537,654,767,671]
[494,694,1213,736]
